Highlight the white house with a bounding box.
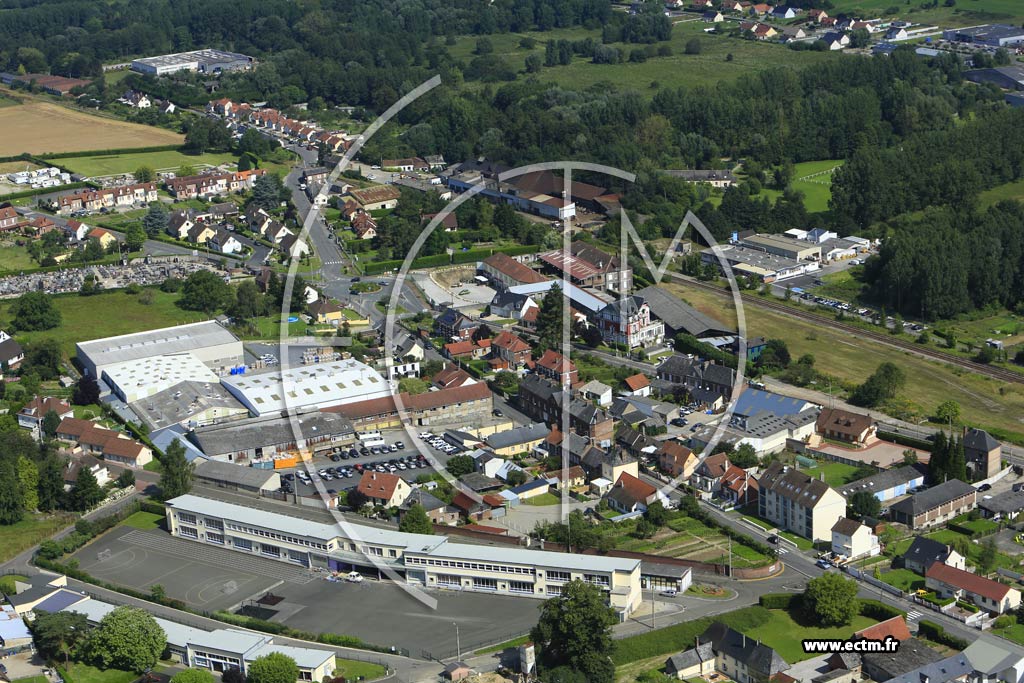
[210,230,243,255]
[830,517,880,561]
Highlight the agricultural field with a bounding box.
[0,100,182,156]
[60,150,238,177]
[663,281,1024,442]
[603,513,775,568]
[828,0,1024,27]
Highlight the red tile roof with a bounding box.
[463,523,507,535]
[19,396,72,419]
[613,472,657,502]
[326,382,490,420]
[356,471,403,502]
[926,562,1012,602]
[481,252,547,285]
[855,616,911,642]
[536,349,576,374]
[492,330,531,353]
[624,373,650,391]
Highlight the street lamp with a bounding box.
[453,622,461,661]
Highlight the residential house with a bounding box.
[308,299,344,325]
[900,536,965,575]
[889,479,977,530]
[167,210,195,240]
[56,183,158,215]
[186,223,216,246]
[534,242,633,293]
[926,563,1022,614]
[862,638,945,683]
[17,396,73,432]
[622,373,651,398]
[771,5,798,19]
[0,330,24,371]
[665,640,716,680]
[820,31,850,50]
[432,364,477,390]
[120,90,151,108]
[595,296,665,349]
[780,26,807,41]
[399,488,458,526]
[831,517,880,561]
[758,461,847,541]
[684,361,737,403]
[351,211,377,240]
[816,407,877,445]
[443,338,490,361]
[699,622,791,683]
[721,0,745,11]
[355,471,411,508]
[381,157,428,172]
[517,375,614,445]
[534,349,578,388]
[578,380,613,407]
[978,489,1024,522]
[657,354,696,385]
[606,472,662,513]
[488,290,540,323]
[86,228,117,249]
[885,654,972,683]
[548,466,586,491]
[485,423,549,457]
[435,308,479,341]
[964,428,1001,481]
[836,465,925,503]
[658,441,697,479]
[490,330,532,371]
[63,456,110,491]
[808,8,829,21]
[740,21,778,39]
[721,464,759,507]
[300,167,329,186]
[691,452,731,496]
[209,230,243,255]
[102,437,153,469]
[963,639,1024,683]
[479,252,547,290]
[245,206,273,234]
[279,233,309,260]
[0,205,19,231]
[703,9,725,22]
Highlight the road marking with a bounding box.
[906,610,923,621]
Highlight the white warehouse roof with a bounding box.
[77,321,241,375]
[103,353,219,403]
[220,359,393,416]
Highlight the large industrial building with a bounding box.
[220,360,393,417]
[188,412,354,461]
[130,49,255,76]
[103,352,220,403]
[131,380,249,432]
[943,24,1024,47]
[165,494,643,619]
[77,321,244,380]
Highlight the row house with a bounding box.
[534,349,578,388]
[517,375,614,446]
[57,183,158,215]
[595,296,665,349]
[889,479,977,530]
[490,330,532,371]
[926,563,1022,615]
[166,170,266,200]
[54,417,153,468]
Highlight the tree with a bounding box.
[158,439,195,500]
[124,223,147,252]
[525,53,542,73]
[0,458,25,524]
[633,518,656,538]
[506,469,528,487]
[849,28,871,48]
[251,174,284,212]
[536,283,564,352]
[530,580,617,683]
[179,270,231,313]
[802,573,859,627]
[221,669,246,683]
[347,487,369,510]
[246,653,299,683]
[31,610,89,667]
[37,457,64,512]
[73,376,101,406]
[149,584,166,601]
[935,400,961,425]
[10,291,61,331]
[169,670,215,683]
[41,410,61,439]
[69,465,103,511]
[979,538,998,574]
[445,454,475,477]
[83,606,166,673]
[141,202,168,238]
[685,38,702,55]
[228,280,265,325]
[849,490,880,519]
[17,456,39,512]
[850,362,905,407]
[645,501,669,527]
[398,503,434,534]
[730,443,758,468]
[115,468,136,489]
[134,166,155,183]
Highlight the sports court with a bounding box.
[71,527,298,612]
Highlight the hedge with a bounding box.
[139,500,167,516]
[859,598,906,621]
[877,431,934,452]
[451,248,492,265]
[917,620,969,650]
[612,606,771,666]
[759,593,798,610]
[36,145,185,160]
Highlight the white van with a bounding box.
[346,571,364,583]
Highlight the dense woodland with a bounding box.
[3,0,1024,320]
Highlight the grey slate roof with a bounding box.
[190,412,354,457]
[194,459,279,489]
[485,423,549,450]
[901,536,951,566]
[889,479,976,517]
[637,285,733,338]
[964,427,1000,453]
[665,642,714,675]
[837,464,925,498]
[862,638,947,681]
[400,488,448,513]
[657,354,695,378]
[759,461,833,507]
[0,337,24,364]
[978,489,1024,515]
[458,472,502,492]
[701,623,789,676]
[886,653,973,683]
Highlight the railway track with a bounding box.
[667,273,1024,386]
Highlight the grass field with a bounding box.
[0,160,42,174]
[663,280,1024,442]
[0,514,73,563]
[745,609,876,663]
[523,492,561,506]
[475,635,531,655]
[120,511,163,530]
[60,664,136,683]
[980,178,1024,208]
[878,568,925,592]
[60,150,237,177]
[334,658,387,681]
[791,159,843,213]
[797,460,865,487]
[450,21,840,93]
[0,244,43,273]
[0,288,201,356]
[828,0,1024,26]
[0,100,182,156]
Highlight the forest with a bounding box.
[4,0,1024,319]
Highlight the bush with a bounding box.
[759,593,798,609]
[917,620,969,650]
[859,599,905,621]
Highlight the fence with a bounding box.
[420,628,528,662]
[844,566,906,597]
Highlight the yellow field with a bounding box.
[0,101,182,156]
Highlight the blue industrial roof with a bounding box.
[0,608,31,644]
[733,388,814,419]
[32,589,87,614]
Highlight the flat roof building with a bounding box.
[103,353,220,403]
[131,49,255,76]
[943,24,1024,47]
[221,360,392,417]
[131,380,249,431]
[77,321,243,380]
[740,234,822,261]
[189,411,354,461]
[701,244,817,282]
[165,494,642,619]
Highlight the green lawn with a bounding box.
[120,511,163,530]
[60,150,238,177]
[13,676,49,683]
[60,664,137,683]
[878,568,925,592]
[994,623,1024,646]
[745,609,876,663]
[924,528,1019,570]
[979,178,1024,208]
[735,507,813,550]
[0,514,73,563]
[828,0,1024,26]
[523,492,560,506]
[790,159,843,213]
[334,658,387,681]
[0,244,41,273]
[474,635,531,655]
[242,315,309,340]
[0,288,193,357]
[0,574,27,595]
[798,460,866,487]
[813,268,866,303]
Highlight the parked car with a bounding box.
[659,588,678,597]
[346,571,364,583]
[816,559,832,569]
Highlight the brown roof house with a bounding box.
[490,330,532,371]
[606,472,663,514]
[690,452,731,496]
[355,471,412,508]
[622,373,651,398]
[17,396,73,431]
[816,408,877,446]
[658,441,697,479]
[926,562,1022,614]
[398,488,458,526]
